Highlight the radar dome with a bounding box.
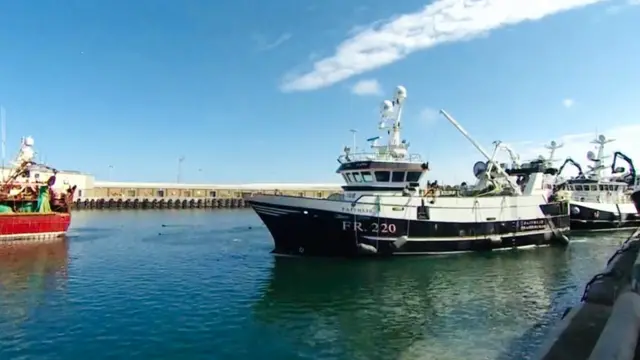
[550,140,557,147]
[380,100,394,117]
[473,161,487,179]
[598,134,606,142]
[587,151,596,161]
[395,86,407,101]
[24,136,34,146]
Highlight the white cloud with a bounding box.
[562,98,575,108]
[252,33,292,51]
[350,79,383,95]
[280,0,604,92]
[607,0,640,14]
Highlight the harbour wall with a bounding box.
[74,180,343,210]
[535,228,640,360]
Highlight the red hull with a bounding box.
[0,212,71,241]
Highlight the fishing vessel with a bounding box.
[552,135,639,231]
[0,136,76,242]
[247,85,570,257]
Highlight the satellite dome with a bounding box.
[395,86,407,101]
[473,161,487,179]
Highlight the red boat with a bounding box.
[0,137,76,242]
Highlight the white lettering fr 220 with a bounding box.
[342,221,397,234]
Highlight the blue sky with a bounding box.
[0,0,639,185]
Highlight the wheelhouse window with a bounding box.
[406,171,422,182]
[342,174,350,183]
[352,172,363,183]
[590,185,597,191]
[575,185,583,191]
[391,171,405,182]
[599,185,606,191]
[345,173,354,183]
[374,171,390,182]
[361,171,374,182]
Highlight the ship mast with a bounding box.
[376,86,408,158]
[544,140,563,167]
[587,134,615,180]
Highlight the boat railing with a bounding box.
[337,152,422,164]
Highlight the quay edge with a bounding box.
[535,228,640,360]
[73,180,344,210]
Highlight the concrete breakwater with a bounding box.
[73,181,342,210]
[536,229,640,360]
[73,197,250,209]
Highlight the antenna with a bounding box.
[349,129,357,153]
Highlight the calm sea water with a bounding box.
[0,210,630,360]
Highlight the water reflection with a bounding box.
[0,239,69,323]
[254,248,574,360]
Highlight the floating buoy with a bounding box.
[357,243,377,254]
[488,235,501,245]
[392,235,408,249]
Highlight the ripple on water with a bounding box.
[0,210,633,360]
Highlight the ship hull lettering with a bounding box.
[249,200,570,257]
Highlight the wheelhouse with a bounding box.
[563,180,627,193]
[336,160,429,192]
[559,178,631,203]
